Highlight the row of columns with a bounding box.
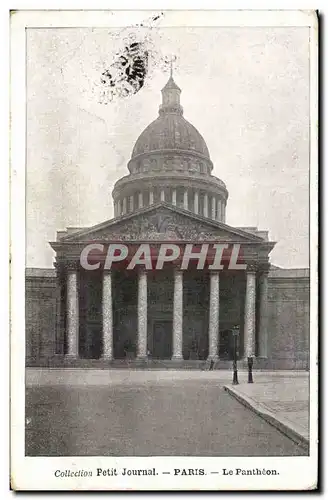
[65,267,268,361]
[114,190,226,222]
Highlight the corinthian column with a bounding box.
[137,270,147,359]
[149,190,154,205]
[217,198,222,221]
[203,193,208,217]
[172,269,183,359]
[172,189,177,206]
[66,267,79,358]
[208,271,220,360]
[138,192,143,209]
[129,195,134,212]
[211,196,216,219]
[244,265,257,358]
[102,271,113,359]
[222,202,226,223]
[183,189,188,210]
[258,268,269,357]
[194,190,199,214]
[122,197,127,214]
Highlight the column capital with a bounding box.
[66,261,79,271]
[258,262,271,274]
[246,262,259,273]
[137,267,148,275]
[54,261,66,273]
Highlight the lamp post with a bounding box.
[247,356,254,383]
[232,325,239,385]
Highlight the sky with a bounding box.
[26,24,310,269]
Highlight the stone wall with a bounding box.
[266,269,310,370]
[25,268,58,365]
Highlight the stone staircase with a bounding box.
[26,356,308,370]
[26,356,234,370]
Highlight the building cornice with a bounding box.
[113,172,228,200]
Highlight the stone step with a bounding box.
[26,357,234,370]
[26,356,308,370]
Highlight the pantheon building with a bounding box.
[26,74,310,370]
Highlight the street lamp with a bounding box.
[232,325,239,385]
[247,356,254,383]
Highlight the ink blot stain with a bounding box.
[98,13,164,103]
[100,41,148,102]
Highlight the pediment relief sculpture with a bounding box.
[77,210,246,242]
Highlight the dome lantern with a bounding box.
[159,69,183,116]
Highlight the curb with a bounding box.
[223,385,309,450]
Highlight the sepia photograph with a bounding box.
[10,8,318,491]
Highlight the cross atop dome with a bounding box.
[161,55,181,92]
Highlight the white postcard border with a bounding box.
[10,8,318,491]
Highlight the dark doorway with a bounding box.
[79,269,103,359]
[113,270,138,359]
[219,329,234,360]
[152,320,172,359]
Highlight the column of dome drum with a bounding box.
[114,187,226,222]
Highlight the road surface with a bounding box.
[25,378,307,456]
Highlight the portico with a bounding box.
[55,220,272,365]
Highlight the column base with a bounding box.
[65,354,79,359]
[207,355,219,361]
[171,355,183,360]
[101,356,113,361]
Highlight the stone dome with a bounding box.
[131,113,210,159]
[131,74,210,160]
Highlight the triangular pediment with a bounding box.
[59,203,265,244]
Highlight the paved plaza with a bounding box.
[224,372,309,446]
[25,369,308,457]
